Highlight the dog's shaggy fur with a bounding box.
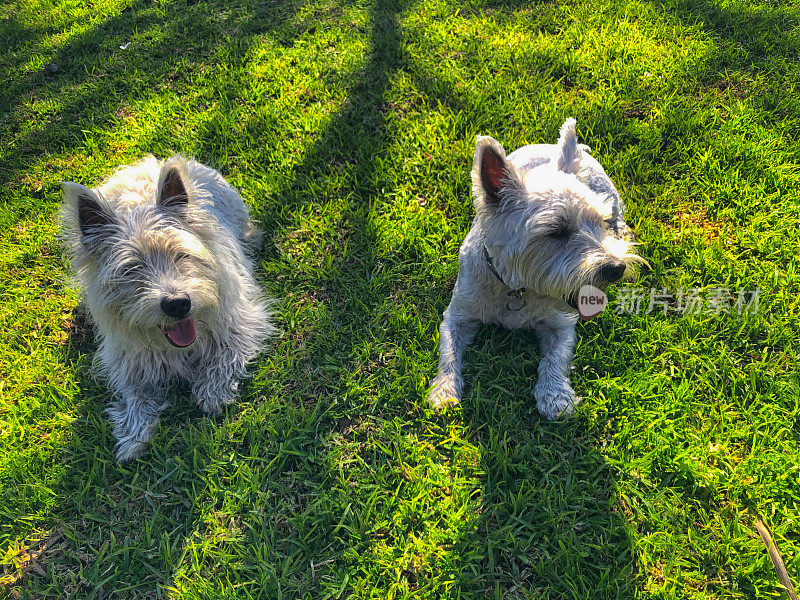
[429,119,642,419]
[61,156,275,461]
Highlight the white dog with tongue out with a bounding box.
[61,155,275,461]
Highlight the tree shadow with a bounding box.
[649,0,799,66]
[638,0,800,154]
[430,327,636,599]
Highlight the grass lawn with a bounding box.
[2,0,800,597]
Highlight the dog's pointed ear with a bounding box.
[472,136,520,211]
[62,182,117,241]
[556,118,581,173]
[157,157,190,209]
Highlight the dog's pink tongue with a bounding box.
[163,317,196,347]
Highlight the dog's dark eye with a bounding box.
[604,218,615,226]
[549,225,571,240]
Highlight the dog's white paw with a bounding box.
[197,400,223,416]
[195,394,235,416]
[193,379,238,415]
[428,377,460,410]
[534,382,579,420]
[108,396,162,462]
[115,438,147,463]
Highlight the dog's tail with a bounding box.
[556,118,582,174]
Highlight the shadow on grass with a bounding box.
[650,0,799,65]
[438,328,635,599]
[643,0,800,127]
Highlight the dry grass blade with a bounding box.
[756,514,799,600]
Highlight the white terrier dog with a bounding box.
[429,119,641,419]
[61,156,275,461]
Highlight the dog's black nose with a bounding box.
[600,261,626,283]
[161,294,192,319]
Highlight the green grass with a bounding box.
[1,0,800,597]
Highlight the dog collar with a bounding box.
[482,245,527,311]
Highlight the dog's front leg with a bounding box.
[533,319,579,420]
[107,385,167,462]
[191,297,272,415]
[429,309,481,408]
[191,342,246,416]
